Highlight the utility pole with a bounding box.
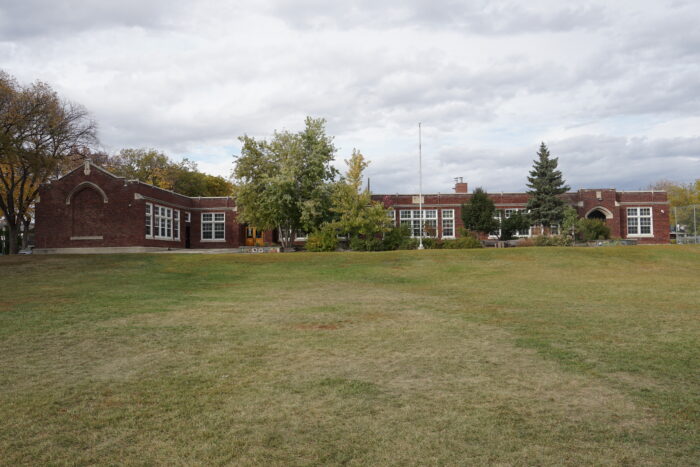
[418,122,424,250]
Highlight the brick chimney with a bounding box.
[454,177,468,193]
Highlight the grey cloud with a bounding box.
[363,134,698,195]
[1,0,696,194]
[264,0,607,34]
[0,0,186,40]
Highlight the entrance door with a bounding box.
[245,227,265,246]
[185,225,191,248]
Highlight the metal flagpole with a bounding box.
[418,122,424,250]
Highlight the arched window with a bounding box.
[585,206,613,220]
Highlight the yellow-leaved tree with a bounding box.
[0,71,96,254]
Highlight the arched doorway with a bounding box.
[587,209,607,221]
[585,206,613,221]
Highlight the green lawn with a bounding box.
[1,246,698,466]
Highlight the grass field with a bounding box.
[1,246,698,466]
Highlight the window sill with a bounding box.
[200,239,226,242]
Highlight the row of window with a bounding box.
[144,205,653,242]
[145,203,226,241]
[393,206,654,238]
[397,209,454,238]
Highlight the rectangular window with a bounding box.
[145,203,153,238]
[146,203,179,241]
[185,212,191,223]
[202,212,225,241]
[442,209,455,238]
[399,210,438,237]
[173,210,180,240]
[387,209,395,225]
[627,207,652,236]
[165,208,172,238]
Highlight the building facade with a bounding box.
[34,161,273,253]
[374,181,670,244]
[34,162,670,253]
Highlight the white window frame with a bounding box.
[185,212,191,223]
[627,207,653,237]
[146,203,179,241]
[173,210,180,240]
[441,209,455,238]
[399,209,438,238]
[202,212,226,241]
[387,209,395,224]
[145,203,153,239]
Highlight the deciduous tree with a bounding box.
[329,149,392,242]
[233,117,338,248]
[0,71,97,254]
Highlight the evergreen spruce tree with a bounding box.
[526,142,570,233]
[461,187,499,236]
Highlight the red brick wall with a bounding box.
[372,189,670,243]
[71,187,105,237]
[36,164,242,249]
[36,164,670,249]
[617,191,670,244]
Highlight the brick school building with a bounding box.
[34,162,670,253]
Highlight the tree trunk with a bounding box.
[21,217,31,249]
[278,224,290,250]
[7,223,19,255]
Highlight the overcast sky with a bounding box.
[1,0,699,193]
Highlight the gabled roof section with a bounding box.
[58,160,124,181]
[57,160,234,203]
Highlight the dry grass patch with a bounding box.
[0,246,698,465]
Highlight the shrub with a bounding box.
[517,237,535,247]
[306,226,339,252]
[532,235,572,246]
[398,238,419,250]
[420,237,441,249]
[442,234,482,249]
[349,236,384,251]
[382,224,411,250]
[576,219,611,242]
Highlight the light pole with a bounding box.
[418,122,424,250]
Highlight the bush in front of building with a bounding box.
[305,226,339,252]
[442,234,482,249]
[349,236,384,251]
[576,219,611,242]
[380,224,416,250]
[532,235,573,246]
